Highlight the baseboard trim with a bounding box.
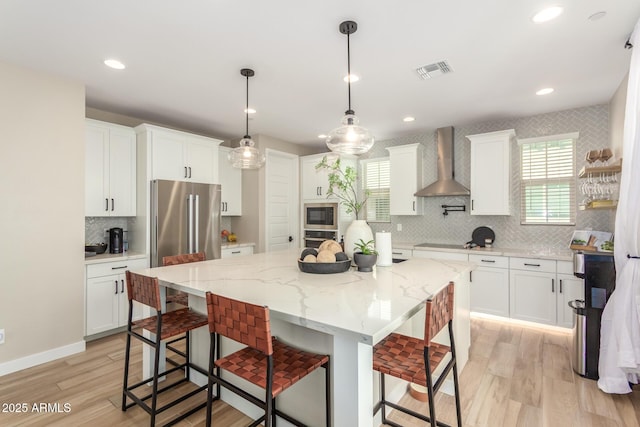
[0,341,86,377]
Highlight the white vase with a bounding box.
[344,220,374,260]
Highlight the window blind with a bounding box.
[519,135,576,225]
[361,158,390,222]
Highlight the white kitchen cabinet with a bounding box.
[301,154,334,201]
[217,146,242,216]
[386,144,423,216]
[469,254,510,317]
[556,260,584,328]
[137,124,221,184]
[391,248,413,260]
[85,258,147,336]
[467,129,515,215]
[85,119,136,217]
[509,257,557,325]
[221,245,254,258]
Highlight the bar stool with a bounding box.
[204,292,331,427]
[373,282,462,427]
[162,252,206,307]
[121,271,209,426]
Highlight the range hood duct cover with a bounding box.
[414,126,470,197]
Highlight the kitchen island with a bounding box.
[133,248,474,427]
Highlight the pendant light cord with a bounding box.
[346,31,352,113]
[245,73,250,138]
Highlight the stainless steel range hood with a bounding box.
[414,126,470,197]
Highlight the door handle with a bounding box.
[412,201,415,211]
[289,236,293,242]
[559,279,563,293]
[188,166,192,178]
[194,194,200,252]
[481,259,496,263]
[471,199,474,211]
[115,280,119,295]
[551,278,555,293]
[524,263,541,267]
[184,166,188,178]
[105,198,109,211]
[121,279,124,294]
[111,198,114,211]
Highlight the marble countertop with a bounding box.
[132,248,474,345]
[84,251,147,265]
[393,241,574,261]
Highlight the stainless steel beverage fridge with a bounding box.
[150,179,221,267]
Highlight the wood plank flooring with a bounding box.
[1,317,639,426]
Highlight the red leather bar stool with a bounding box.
[373,282,462,427]
[204,292,331,427]
[121,271,209,426]
[162,252,206,307]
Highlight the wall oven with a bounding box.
[304,203,338,230]
[304,229,338,249]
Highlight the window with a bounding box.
[518,133,577,225]
[361,158,390,222]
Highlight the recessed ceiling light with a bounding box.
[343,74,359,83]
[536,88,554,95]
[318,134,328,139]
[104,59,125,70]
[588,11,606,21]
[532,6,564,23]
[244,108,256,114]
[403,117,415,122]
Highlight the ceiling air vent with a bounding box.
[416,60,453,80]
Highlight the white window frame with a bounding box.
[360,157,390,223]
[518,132,578,225]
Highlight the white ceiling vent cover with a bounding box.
[416,60,453,79]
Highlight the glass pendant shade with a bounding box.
[326,112,374,155]
[228,136,265,169]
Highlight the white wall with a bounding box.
[0,62,85,367]
[609,72,628,159]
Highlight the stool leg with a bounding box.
[186,331,191,381]
[272,397,277,426]
[380,373,387,424]
[325,362,331,427]
[206,332,215,427]
[121,330,132,411]
[150,322,162,426]
[424,349,436,427]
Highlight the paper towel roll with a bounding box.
[376,231,392,266]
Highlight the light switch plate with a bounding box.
[0,329,5,345]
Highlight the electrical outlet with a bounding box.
[397,224,402,232]
[0,329,5,345]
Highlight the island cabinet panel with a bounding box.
[85,119,136,217]
[467,129,515,215]
[85,258,147,337]
[469,254,510,317]
[217,146,242,216]
[221,245,254,258]
[387,143,423,215]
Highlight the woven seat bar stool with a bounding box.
[121,271,209,427]
[204,292,331,427]
[373,282,462,427]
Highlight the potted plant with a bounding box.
[353,239,378,272]
[316,156,373,259]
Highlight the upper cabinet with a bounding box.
[85,119,136,217]
[467,129,515,215]
[301,153,334,201]
[387,143,423,216]
[136,124,222,184]
[217,146,242,216]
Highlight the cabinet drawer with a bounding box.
[87,258,147,278]
[222,246,254,258]
[469,254,508,269]
[509,257,556,273]
[391,248,413,259]
[556,260,574,275]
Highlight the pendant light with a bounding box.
[326,21,374,155]
[229,68,265,169]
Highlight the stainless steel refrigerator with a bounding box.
[150,179,221,267]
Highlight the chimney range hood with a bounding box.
[414,126,470,197]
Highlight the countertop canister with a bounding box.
[376,231,392,266]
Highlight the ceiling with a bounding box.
[1,1,638,150]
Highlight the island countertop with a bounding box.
[133,247,474,345]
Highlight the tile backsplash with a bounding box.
[362,104,614,250]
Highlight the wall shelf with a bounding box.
[578,161,622,178]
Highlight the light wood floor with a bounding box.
[1,317,639,426]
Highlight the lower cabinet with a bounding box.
[85,258,147,336]
[469,254,510,318]
[509,257,557,325]
[221,245,254,258]
[556,261,585,328]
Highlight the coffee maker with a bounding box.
[109,227,124,254]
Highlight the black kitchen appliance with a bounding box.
[570,252,616,379]
[464,226,495,248]
[109,227,124,254]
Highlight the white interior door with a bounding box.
[265,149,299,252]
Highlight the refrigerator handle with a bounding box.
[194,194,200,252]
[188,194,194,253]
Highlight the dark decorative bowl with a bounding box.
[297,258,351,274]
[85,243,108,254]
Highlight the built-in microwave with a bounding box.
[304,202,338,230]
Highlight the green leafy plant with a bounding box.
[353,239,378,255]
[316,156,370,219]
